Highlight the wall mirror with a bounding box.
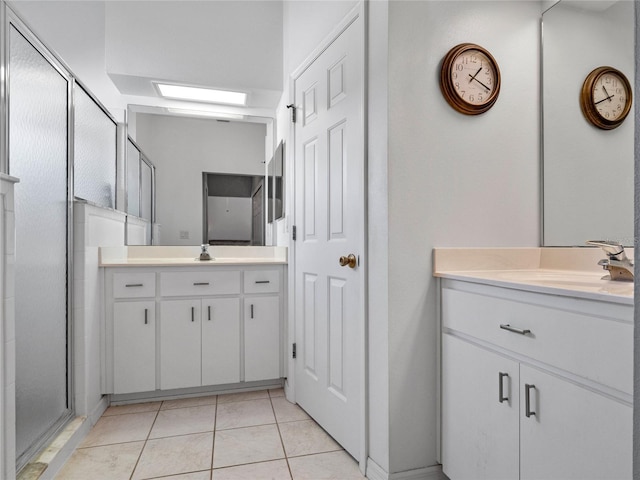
[542,0,634,246]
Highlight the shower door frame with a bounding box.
[3,5,75,472]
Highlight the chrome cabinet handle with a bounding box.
[191,307,195,322]
[499,372,509,403]
[126,283,143,287]
[208,305,211,321]
[255,280,270,284]
[500,324,531,335]
[144,308,148,325]
[194,282,210,286]
[525,384,536,418]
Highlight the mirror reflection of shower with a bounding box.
[203,172,265,246]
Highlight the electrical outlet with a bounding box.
[179,230,189,240]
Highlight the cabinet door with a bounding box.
[520,365,632,480]
[202,298,240,385]
[113,302,156,394]
[244,296,280,381]
[160,299,201,389]
[441,334,519,480]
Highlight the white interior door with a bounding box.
[293,12,365,461]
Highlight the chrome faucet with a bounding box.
[586,240,634,281]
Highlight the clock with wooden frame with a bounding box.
[580,66,632,130]
[440,43,501,115]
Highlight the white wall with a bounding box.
[135,114,266,245]
[207,197,252,242]
[380,1,541,474]
[633,6,639,478]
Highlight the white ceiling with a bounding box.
[8,1,284,113]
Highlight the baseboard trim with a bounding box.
[366,458,445,480]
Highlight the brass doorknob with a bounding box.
[339,254,357,269]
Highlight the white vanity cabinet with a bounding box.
[440,279,632,480]
[103,264,284,395]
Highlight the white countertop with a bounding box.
[100,245,287,267]
[434,248,634,305]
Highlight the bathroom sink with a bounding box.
[466,269,634,298]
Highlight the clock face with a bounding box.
[440,43,501,115]
[592,72,629,122]
[450,49,498,106]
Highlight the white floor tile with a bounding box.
[162,395,217,410]
[54,442,144,480]
[271,397,311,423]
[103,402,161,416]
[288,451,365,480]
[217,390,269,404]
[132,432,214,480]
[81,412,157,448]
[212,424,284,469]
[150,405,216,439]
[278,420,341,458]
[216,399,275,430]
[212,459,291,480]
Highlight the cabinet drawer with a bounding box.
[244,270,280,294]
[442,285,633,395]
[113,273,156,298]
[160,271,240,297]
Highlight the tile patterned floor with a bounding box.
[54,389,366,480]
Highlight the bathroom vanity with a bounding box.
[99,246,286,397]
[434,248,633,480]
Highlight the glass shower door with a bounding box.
[9,26,72,467]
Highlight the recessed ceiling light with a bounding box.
[156,83,247,105]
[166,108,245,120]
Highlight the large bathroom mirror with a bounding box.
[542,0,634,246]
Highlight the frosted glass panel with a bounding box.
[74,85,116,208]
[9,27,70,461]
[126,139,140,216]
[140,160,153,244]
[140,160,152,222]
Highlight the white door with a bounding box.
[202,298,240,386]
[293,12,365,460]
[519,365,632,480]
[244,296,281,382]
[160,299,201,389]
[441,335,519,480]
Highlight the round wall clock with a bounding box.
[440,43,501,115]
[580,66,632,130]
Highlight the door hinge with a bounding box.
[292,225,297,241]
[292,342,297,359]
[286,104,297,123]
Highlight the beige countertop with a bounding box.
[433,247,633,305]
[100,245,287,267]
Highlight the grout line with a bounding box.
[210,396,217,472]
[269,394,295,480]
[128,401,163,480]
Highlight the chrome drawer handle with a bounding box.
[500,324,531,335]
[125,283,143,287]
[255,280,270,284]
[194,282,210,286]
[191,307,195,322]
[498,372,509,403]
[144,308,148,325]
[525,384,536,418]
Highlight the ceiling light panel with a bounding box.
[156,83,247,105]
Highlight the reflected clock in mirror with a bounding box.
[580,66,632,130]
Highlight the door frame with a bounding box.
[4,6,76,471]
[287,1,368,472]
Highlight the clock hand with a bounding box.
[602,85,612,101]
[468,67,482,83]
[594,95,615,105]
[468,74,491,92]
